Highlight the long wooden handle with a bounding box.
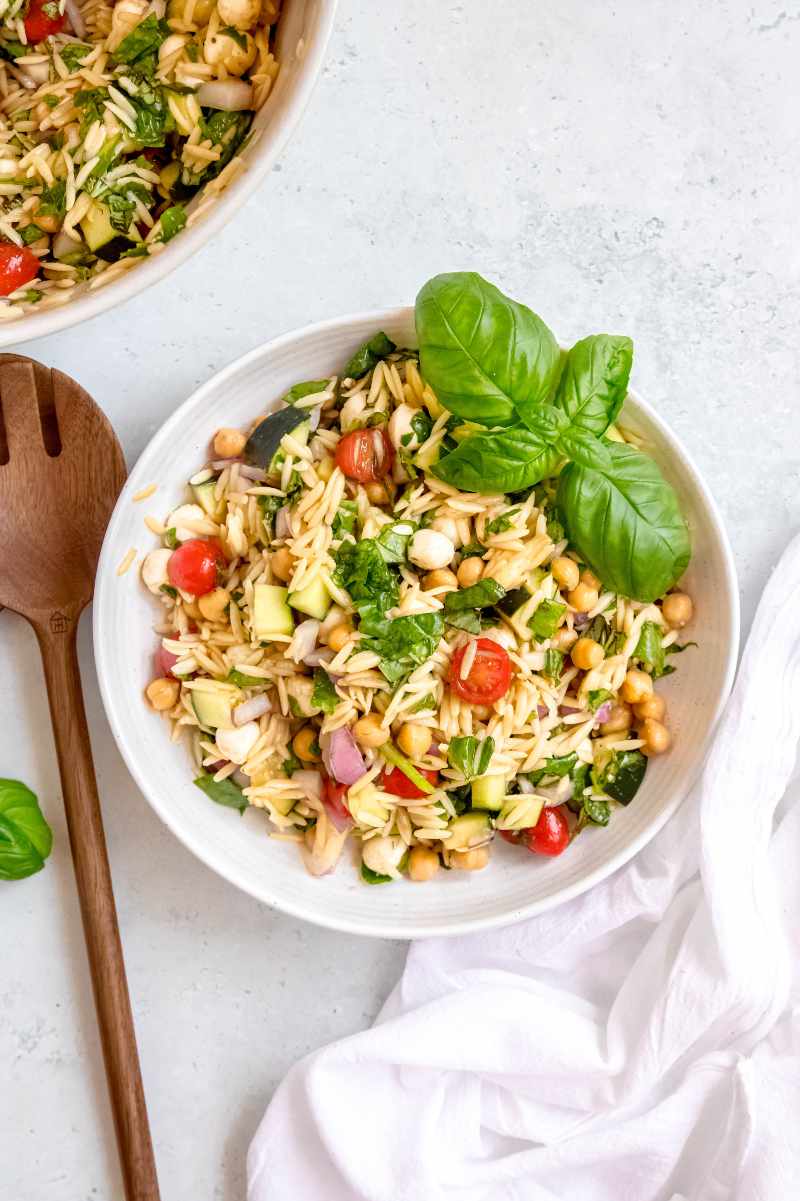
[35,618,160,1201]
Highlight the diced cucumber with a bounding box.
[270,792,297,817]
[471,774,506,812]
[192,478,221,518]
[80,200,118,252]
[446,811,492,851]
[289,574,331,620]
[252,584,294,640]
[192,689,235,730]
[497,795,543,831]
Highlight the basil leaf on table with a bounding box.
[415,272,561,427]
[554,334,633,435]
[556,441,690,602]
[432,424,562,493]
[0,779,53,881]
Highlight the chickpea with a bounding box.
[633,693,666,722]
[364,481,388,505]
[567,582,599,612]
[316,456,335,482]
[270,546,293,583]
[197,587,229,622]
[551,556,580,592]
[600,701,632,735]
[580,568,601,591]
[422,568,458,592]
[640,718,672,756]
[552,626,578,651]
[146,677,180,711]
[457,556,484,588]
[397,723,432,760]
[293,726,320,763]
[408,846,440,882]
[352,712,390,748]
[662,592,694,629]
[451,845,490,871]
[168,0,214,21]
[620,669,653,705]
[217,0,260,29]
[571,637,604,671]
[203,27,256,74]
[326,624,352,654]
[213,427,246,459]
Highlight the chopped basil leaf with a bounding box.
[528,598,566,640]
[311,668,338,714]
[447,735,495,780]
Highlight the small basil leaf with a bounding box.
[284,380,329,404]
[0,779,53,881]
[444,578,506,613]
[344,332,396,379]
[447,735,495,780]
[376,521,415,564]
[311,668,338,714]
[194,773,248,814]
[633,621,665,677]
[598,750,647,804]
[360,862,393,884]
[557,441,690,602]
[415,272,561,427]
[528,599,565,640]
[432,425,562,493]
[555,334,633,435]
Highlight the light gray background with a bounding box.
[2,1,799,1197]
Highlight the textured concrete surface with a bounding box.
[2,1,800,1197]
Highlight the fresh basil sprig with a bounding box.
[553,334,633,435]
[0,779,53,880]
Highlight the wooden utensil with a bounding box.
[0,355,160,1201]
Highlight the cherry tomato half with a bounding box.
[24,0,66,43]
[499,829,523,845]
[322,776,351,825]
[0,243,39,297]
[523,806,570,856]
[449,638,512,705]
[167,538,226,596]
[382,766,438,800]
[335,428,395,483]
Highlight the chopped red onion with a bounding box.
[321,727,366,786]
[573,612,590,631]
[290,619,320,663]
[233,695,271,726]
[559,704,581,715]
[210,458,242,469]
[536,703,549,719]
[237,464,269,482]
[65,0,86,36]
[275,505,292,539]
[594,701,613,724]
[303,647,334,668]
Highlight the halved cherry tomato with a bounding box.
[449,638,512,705]
[322,776,351,825]
[335,428,394,483]
[499,829,523,844]
[155,646,179,677]
[0,243,40,296]
[523,806,570,856]
[167,538,226,596]
[24,0,66,43]
[382,766,438,800]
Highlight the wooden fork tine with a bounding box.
[0,360,46,459]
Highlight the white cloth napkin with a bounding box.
[248,535,800,1201]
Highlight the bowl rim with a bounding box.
[94,306,741,938]
[0,0,338,350]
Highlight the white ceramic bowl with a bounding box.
[94,308,739,938]
[0,0,337,349]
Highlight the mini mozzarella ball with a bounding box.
[410,528,455,572]
[397,722,432,760]
[430,514,460,545]
[270,547,293,583]
[146,677,179,711]
[292,726,320,762]
[141,548,173,594]
[600,701,632,735]
[339,392,367,431]
[166,502,205,542]
[620,668,653,704]
[422,568,458,592]
[217,0,260,28]
[387,402,419,451]
[408,845,440,882]
[457,556,484,588]
[352,712,390,748]
[362,835,406,876]
[326,623,352,653]
[640,718,671,756]
[633,693,666,722]
[551,556,580,591]
[571,637,604,671]
[662,592,694,628]
[567,582,599,612]
[203,27,256,75]
[215,721,260,765]
[197,587,229,622]
[451,845,490,871]
[213,427,246,458]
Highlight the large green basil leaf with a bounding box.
[555,334,633,435]
[432,424,562,493]
[557,441,690,602]
[415,272,561,427]
[0,779,53,880]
